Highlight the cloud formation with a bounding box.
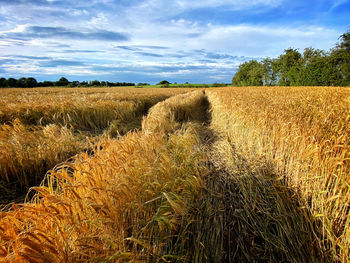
[0,26,129,41]
[0,0,348,83]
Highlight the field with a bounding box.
[0,86,349,262]
[0,87,190,204]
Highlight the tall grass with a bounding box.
[0,120,86,202]
[0,87,190,204]
[0,87,189,131]
[207,86,350,261]
[0,91,210,262]
[1,86,346,262]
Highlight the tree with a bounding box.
[330,29,350,86]
[7,78,17,87]
[69,81,80,87]
[55,77,69,86]
[40,81,54,87]
[261,58,276,86]
[232,60,263,86]
[274,48,302,86]
[0,78,6,87]
[91,80,101,86]
[157,80,170,85]
[337,29,350,51]
[79,81,89,87]
[298,48,330,86]
[25,77,37,88]
[16,77,26,88]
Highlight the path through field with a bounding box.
[160,91,328,262]
[0,89,339,262]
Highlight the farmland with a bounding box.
[0,87,190,205]
[0,86,349,262]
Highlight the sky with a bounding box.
[0,0,349,84]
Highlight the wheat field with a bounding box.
[0,86,349,262]
[0,87,190,205]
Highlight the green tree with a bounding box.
[0,78,7,87]
[261,58,276,85]
[232,60,263,86]
[298,48,331,86]
[40,81,54,87]
[79,81,89,87]
[16,77,26,88]
[25,77,37,88]
[274,48,302,86]
[69,81,80,87]
[7,78,17,87]
[157,80,170,85]
[337,30,350,51]
[55,77,69,86]
[91,80,101,86]
[329,29,350,86]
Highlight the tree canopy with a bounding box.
[232,30,350,86]
[0,77,136,88]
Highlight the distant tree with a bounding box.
[25,77,37,88]
[40,81,54,87]
[55,77,69,86]
[7,78,17,87]
[16,77,26,88]
[79,81,89,87]
[0,78,6,87]
[137,82,150,86]
[100,81,107,86]
[91,80,101,86]
[157,80,171,85]
[69,81,80,87]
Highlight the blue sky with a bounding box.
[0,0,349,84]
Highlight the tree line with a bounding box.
[232,30,350,86]
[0,77,135,88]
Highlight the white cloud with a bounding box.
[0,0,346,83]
[0,24,28,34]
[187,24,340,56]
[175,0,283,9]
[88,13,109,28]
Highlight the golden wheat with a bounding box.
[0,90,207,262]
[207,86,350,261]
[0,87,191,205]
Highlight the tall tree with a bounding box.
[232,60,263,86]
[330,29,350,86]
[261,58,276,86]
[0,78,6,87]
[55,77,69,86]
[16,77,26,88]
[274,48,302,86]
[25,77,37,88]
[7,78,17,87]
